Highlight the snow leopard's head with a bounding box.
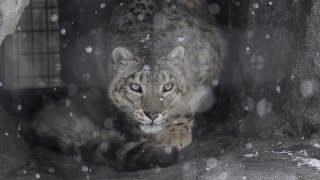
[109,46,192,134]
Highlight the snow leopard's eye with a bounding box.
[163,83,174,93]
[129,83,142,93]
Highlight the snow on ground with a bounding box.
[312,143,320,149]
[243,152,258,158]
[1,110,320,179]
[294,157,320,171]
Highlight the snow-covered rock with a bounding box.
[0,0,29,45]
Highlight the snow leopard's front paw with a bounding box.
[169,129,192,150]
[156,116,193,150]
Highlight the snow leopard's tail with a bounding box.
[22,101,178,171]
[79,131,179,171]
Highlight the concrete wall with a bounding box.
[226,0,320,137]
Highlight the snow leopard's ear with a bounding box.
[112,47,134,64]
[167,46,187,86]
[167,46,185,63]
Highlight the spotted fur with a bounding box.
[25,0,225,171]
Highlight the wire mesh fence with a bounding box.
[1,0,62,89]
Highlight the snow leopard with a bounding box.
[24,0,225,171]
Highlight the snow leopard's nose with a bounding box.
[144,111,160,121]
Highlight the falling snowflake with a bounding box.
[35,173,40,179]
[253,3,259,9]
[0,82,2,87]
[256,98,272,117]
[265,34,271,39]
[22,170,27,174]
[85,46,93,54]
[50,14,58,22]
[82,166,89,172]
[4,132,8,136]
[268,1,273,5]
[212,79,219,86]
[245,46,251,55]
[48,167,55,173]
[65,99,71,107]
[17,105,22,111]
[165,147,172,154]
[276,86,281,93]
[100,3,106,8]
[235,1,240,6]
[290,74,295,80]
[245,142,253,150]
[178,37,185,42]
[83,73,91,80]
[60,28,66,35]
[143,65,150,71]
